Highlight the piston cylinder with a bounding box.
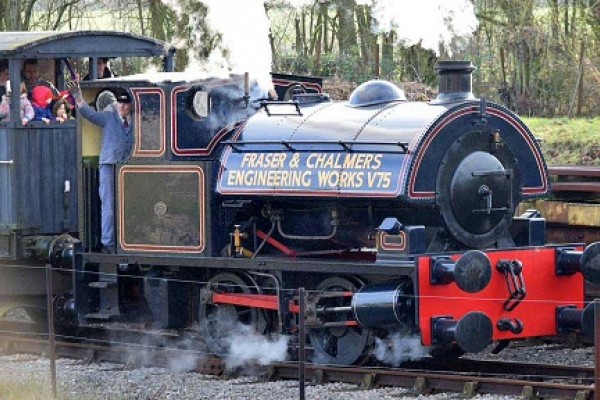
[351,281,414,330]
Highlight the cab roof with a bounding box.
[0,30,175,59]
[87,71,245,85]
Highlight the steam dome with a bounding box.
[348,80,406,107]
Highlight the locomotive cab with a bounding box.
[77,73,265,254]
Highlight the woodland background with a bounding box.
[1,0,600,118]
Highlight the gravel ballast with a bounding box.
[0,341,592,400]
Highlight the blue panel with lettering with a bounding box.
[218,150,406,197]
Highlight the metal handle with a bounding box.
[496,260,527,311]
[0,160,13,165]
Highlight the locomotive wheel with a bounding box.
[23,292,77,333]
[307,277,372,365]
[198,273,260,357]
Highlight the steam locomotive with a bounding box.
[77,60,600,364]
[2,33,600,366]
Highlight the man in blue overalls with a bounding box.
[67,81,134,253]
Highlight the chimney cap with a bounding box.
[431,60,477,105]
[435,60,476,74]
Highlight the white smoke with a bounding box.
[279,0,314,9]
[198,0,274,89]
[359,0,478,55]
[373,331,430,367]
[158,0,274,90]
[224,324,290,371]
[283,0,478,56]
[161,0,477,87]
[167,336,205,373]
[116,328,206,373]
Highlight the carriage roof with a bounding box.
[0,30,175,59]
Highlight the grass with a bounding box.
[522,117,600,166]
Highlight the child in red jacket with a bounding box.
[31,86,65,124]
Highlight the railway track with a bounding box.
[0,319,596,399]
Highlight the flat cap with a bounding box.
[116,94,131,103]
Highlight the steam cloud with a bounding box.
[198,306,289,372]
[358,0,478,55]
[117,329,206,373]
[282,0,478,56]
[224,324,290,372]
[161,0,478,84]
[374,331,430,367]
[283,0,314,9]
[204,0,274,88]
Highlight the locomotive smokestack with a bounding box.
[432,60,476,104]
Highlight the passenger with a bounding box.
[0,82,35,125]
[53,97,73,122]
[67,80,133,253]
[0,60,8,99]
[31,86,63,125]
[22,58,59,97]
[83,57,116,81]
[0,97,6,121]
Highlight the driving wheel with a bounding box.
[307,277,372,365]
[198,272,259,357]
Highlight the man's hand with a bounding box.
[66,80,83,104]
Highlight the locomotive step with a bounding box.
[84,313,118,321]
[88,281,117,289]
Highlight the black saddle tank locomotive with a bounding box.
[5,54,600,366]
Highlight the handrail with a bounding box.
[223,139,409,153]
